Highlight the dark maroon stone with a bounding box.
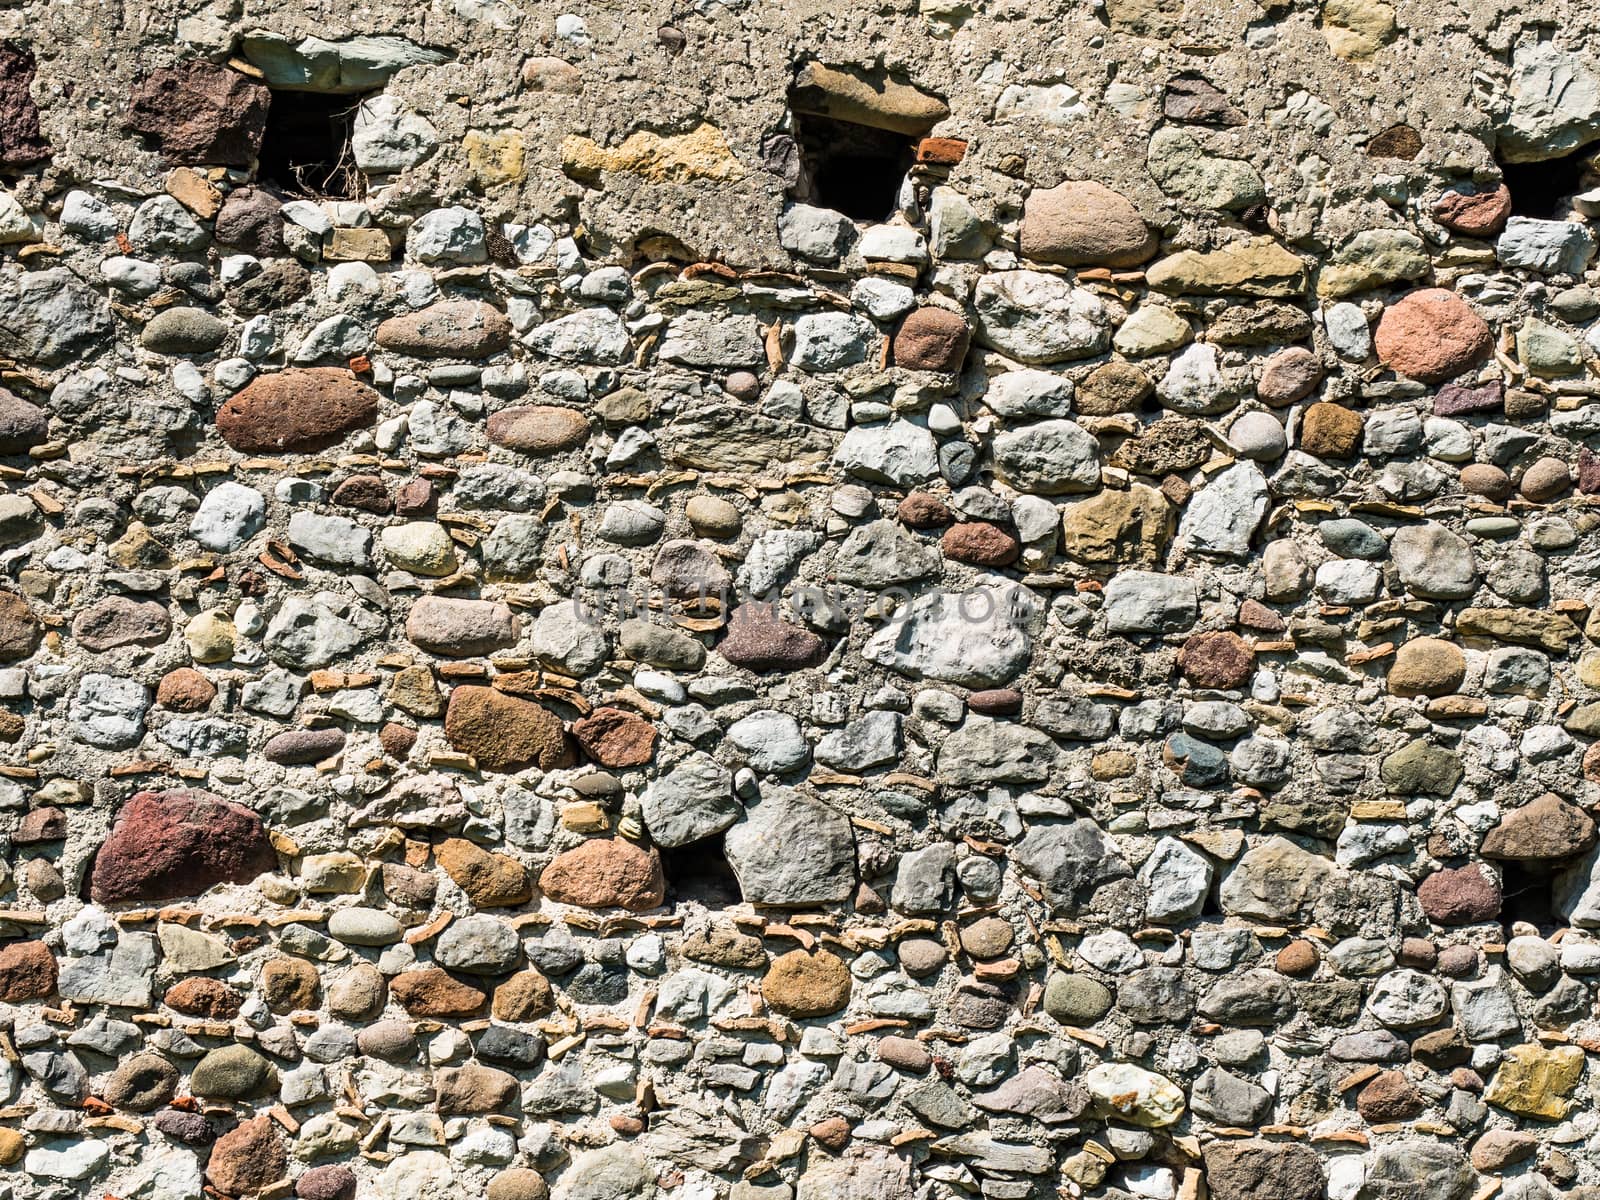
[968,688,1024,716]
[1432,380,1502,417]
[394,478,437,517]
[1580,447,1600,496]
[1163,73,1244,126]
[296,1165,358,1200]
[0,387,48,455]
[125,61,270,167]
[89,789,277,904]
[151,1108,216,1145]
[718,604,825,672]
[13,806,64,844]
[263,728,347,766]
[332,474,393,514]
[0,42,50,169]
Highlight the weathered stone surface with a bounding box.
[216,368,380,453]
[1374,289,1493,382]
[90,790,275,903]
[126,61,269,165]
[377,301,512,358]
[1020,181,1156,267]
[539,839,666,911]
[444,686,570,771]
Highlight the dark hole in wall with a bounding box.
[790,111,915,222]
[660,832,742,907]
[1499,861,1557,932]
[1496,143,1595,219]
[257,89,369,200]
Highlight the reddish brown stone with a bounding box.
[0,590,37,664]
[296,1165,358,1200]
[942,521,1020,567]
[391,968,487,1017]
[206,1115,287,1196]
[1237,599,1285,633]
[1256,347,1323,407]
[1470,1131,1537,1173]
[156,667,216,711]
[1433,185,1513,238]
[72,596,171,651]
[394,478,437,516]
[0,940,55,1001]
[1356,1070,1424,1123]
[126,61,270,167]
[436,837,533,908]
[898,491,954,528]
[379,722,417,759]
[1481,792,1596,862]
[968,688,1023,716]
[1418,864,1501,926]
[916,136,967,165]
[573,707,658,768]
[13,806,63,844]
[1299,402,1364,458]
[1020,180,1157,267]
[331,474,392,513]
[89,789,277,904]
[213,186,284,257]
[810,1115,851,1151]
[486,405,590,453]
[893,308,972,373]
[164,976,243,1019]
[1580,447,1600,495]
[1178,631,1255,690]
[1368,124,1422,160]
[538,838,666,911]
[718,604,825,672]
[1374,289,1493,383]
[374,301,513,359]
[1460,464,1512,502]
[1275,940,1318,976]
[493,970,555,1021]
[445,686,571,772]
[216,368,380,454]
[1520,455,1571,502]
[0,43,49,169]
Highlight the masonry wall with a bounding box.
[0,2,1599,1199]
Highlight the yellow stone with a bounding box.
[389,665,442,718]
[1145,238,1307,298]
[465,130,526,186]
[166,166,221,219]
[0,1128,22,1165]
[561,802,610,833]
[1485,1043,1584,1120]
[185,609,236,664]
[1322,0,1397,61]
[1578,652,1600,689]
[561,123,746,184]
[324,227,393,263]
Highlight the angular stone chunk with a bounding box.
[1011,819,1130,908]
[90,789,276,903]
[723,788,855,907]
[1146,239,1307,297]
[538,839,665,911]
[215,368,380,453]
[444,686,570,772]
[125,61,270,166]
[863,582,1038,688]
[789,62,949,134]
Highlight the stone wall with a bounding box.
[0,2,1599,1198]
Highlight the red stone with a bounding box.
[296,1165,358,1200]
[206,1115,287,1195]
[0,940,56,1001]
[573,707,658,768]
[444,686,571,772]
[126,61,270,167]
[1178,631,1255,689]
[1433,185,1512,238]
[941,521,1020,567]
[1356,1070,1424,1122]
[538,838,666,911]
[1417,864,1501,925]
[1374,289,1493,383]
[156,667,216,711]
[916,137,967,165]
[718,604,826,672]
[164,976,244,1018]
[893,308,972,373]
[0,44,49,169]
[215,368,380,454]
[391,968,488,1017]
[89,789,277,904]
[898,491,954,528]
